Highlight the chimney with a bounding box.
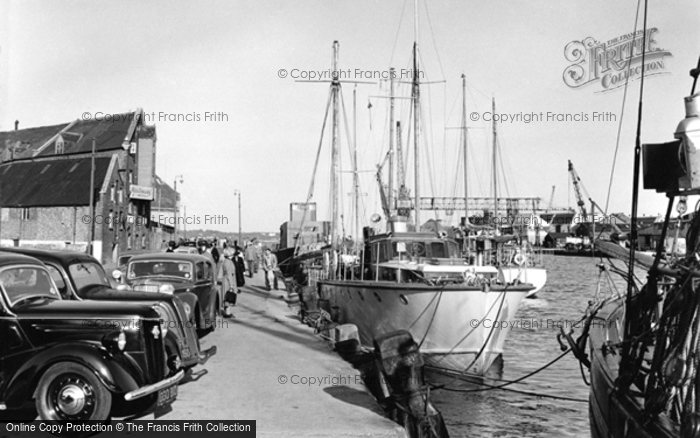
[14,120,19,130]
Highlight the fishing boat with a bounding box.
[283,29,535,376]
[568,53,700,436]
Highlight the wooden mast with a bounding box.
[462,74,468,227]
[330,41,340,275]
[492,97,498,223]
[388,68,395,215]
[413,42,421,230]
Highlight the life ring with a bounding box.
[512,253,526,266]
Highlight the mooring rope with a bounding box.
[431,348,587,403]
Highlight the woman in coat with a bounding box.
[218,247,238,317]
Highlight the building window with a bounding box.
[20,208,31,221]
[108,211,114,231]
[118,189,123,203]
[56,140,64,154]
[110,185,115,202]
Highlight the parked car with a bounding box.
[0,247,216,370]
[117,253,219,335]
[117,249,159,274]
[174,247,199,255]
[0,252,184,420]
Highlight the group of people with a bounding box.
[165,238,280,318]
[243,239,279,291]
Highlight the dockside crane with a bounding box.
[568,159,626,237]
[568,160,588,222]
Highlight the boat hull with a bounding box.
[320,280,529,376]
[587,298,678,438]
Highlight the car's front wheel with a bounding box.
[35,362,111,421]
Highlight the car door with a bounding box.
[194,261,215,320]
[0,300,33,402]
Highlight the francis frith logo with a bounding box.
[563,28,672,92]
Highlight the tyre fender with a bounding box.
[5,343,139,407]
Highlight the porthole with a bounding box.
[374,292,382,302]
[399,294,409,305]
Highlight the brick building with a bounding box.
[0,109,173,264]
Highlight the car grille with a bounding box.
[142,319,167,382]
[134,284,160,293]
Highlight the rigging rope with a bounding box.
[603,0,643,215]
[294,89,333,256]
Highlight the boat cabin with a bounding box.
[362,232,497,285]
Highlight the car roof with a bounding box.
[0,251,47,268]
[0,247,97,266]
[128,252,212,263]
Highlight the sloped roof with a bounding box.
[0,110,148,161]
[0,123,69,160]
[34,115,134,157]
[0,157,112,207]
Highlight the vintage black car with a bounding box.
[0,252,183,420]
[0,247,216,370]
[117,253,219,335]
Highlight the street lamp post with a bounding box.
[173,175,184,240]
[234,190,242,246]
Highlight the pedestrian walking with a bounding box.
[233,246,246,287]
[262,248,278,291]
[244,242,257,278]
[211,239,221,264]
[218,247,238,317]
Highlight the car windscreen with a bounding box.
[0,267,60,306]
[69,262,111,296]
[128,261,193,280]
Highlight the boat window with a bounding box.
[371,243,379,264]
[392,242,409,260]
[446,241,460,258]
[429,242,447,258]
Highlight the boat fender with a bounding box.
[513,253,526,266]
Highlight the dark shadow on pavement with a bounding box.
[323,386,387,417]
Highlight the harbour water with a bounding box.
[432,254,613,438]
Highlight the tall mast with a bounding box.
[353,85,359,246]
[331,41,340,251]
[462,74,468,226]
[397,121,404,189]
[413,42,421,229]
[492,97,498,223]
[388,68,395,215]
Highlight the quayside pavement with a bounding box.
[160,271,407,438]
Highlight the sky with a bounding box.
[1,0,699,234]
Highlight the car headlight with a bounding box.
[159,284,175,294]
[102,331,127,352]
